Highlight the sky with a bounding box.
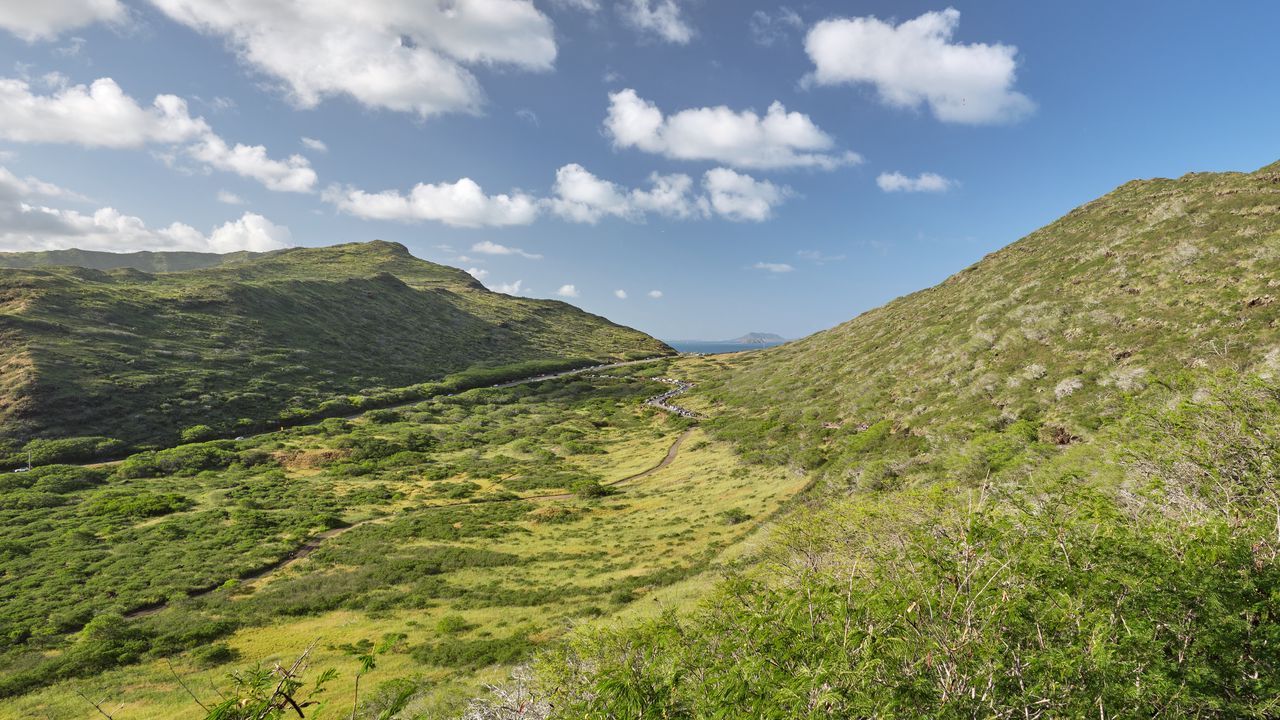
[0,2,1277,340]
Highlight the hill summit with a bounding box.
[0,241,671,452]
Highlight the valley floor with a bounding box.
[1,357,805,719]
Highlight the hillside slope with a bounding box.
[0,248,258,272]
[540,160,1280,717]
[0,241,671,450]
[700,159,1280,474]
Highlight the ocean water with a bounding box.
[665,341,785,354]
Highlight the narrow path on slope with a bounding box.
[125,425,697,620]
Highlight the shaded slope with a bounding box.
[0,241,671,448]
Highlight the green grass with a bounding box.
[0,368,807,718]
[521,160,1280,717]
[0,240,672,454]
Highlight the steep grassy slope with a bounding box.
[0,241,671,451]
[700,159,1280,476]
[537,161,1280,717]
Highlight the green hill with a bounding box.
[0,248,258,272]
[538,160,1280,716]
[0,241,671,454]
[701,159,1280,472]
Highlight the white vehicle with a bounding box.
[13,467,30,473]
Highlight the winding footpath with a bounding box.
[124,377,699,620]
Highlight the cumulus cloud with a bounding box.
[188,134,316,193]
[647,289,663,298]
[330,164,790,229]
[492,279,527,295]
[549,163,700,224]
[0,0,126,42]
[753,261,794,273]
[749,7,802,47]
[471,240,542,259]
[805,8,1034,124]
[323,179,539,228]
[147,0,556,118]
[704,168,788,222]
[620,0,694,44]
[0,76,209,147]
[0,165,290,252]
[0,76,316,192]
[301,137,327,152]
[876,171,954,193]
[555,284,579,298]
[550,164,789,224]
[217,190,245,205]
[604,88,859,170]
[466,267,489,281]
[614,289,628,299]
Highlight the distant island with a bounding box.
[728,332,787,344]
[664,333,788,354]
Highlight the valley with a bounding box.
[0,355,806,718]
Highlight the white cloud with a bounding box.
[551,0,599,12]
[471,240,542,259]
[805,8,1034,124]
[188,134,317,193]
[753,261,794,273]
[549,163,700,224]
[0,76,316,192]
[515,108,539,126]
[466,267,489,281]
[492,279,526,295]
[147,0,556,118]
[324,179,539,228]
[620,0,693,44]
[749,7,802,47]
[0,165,290,252]
[604,88,859,170]
[703,168,788,222]
[647,289,663,298]
[555,284,579,298]
[330,164,791,230]
[614,289,628,299]
[0,76,208,148]
[217,190,245,205]
[204,212,293,252]
[876,171,954,193]
[0,0,125,42]
[301,136,327,152]
[54,36,88,57]
[551,164,789,224]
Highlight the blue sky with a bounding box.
[0,1,1277,340]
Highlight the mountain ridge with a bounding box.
[0,241,672,452]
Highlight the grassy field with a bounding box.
[0,359,807,718]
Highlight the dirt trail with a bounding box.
[124,425,696,620]
[48,356,676,472]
